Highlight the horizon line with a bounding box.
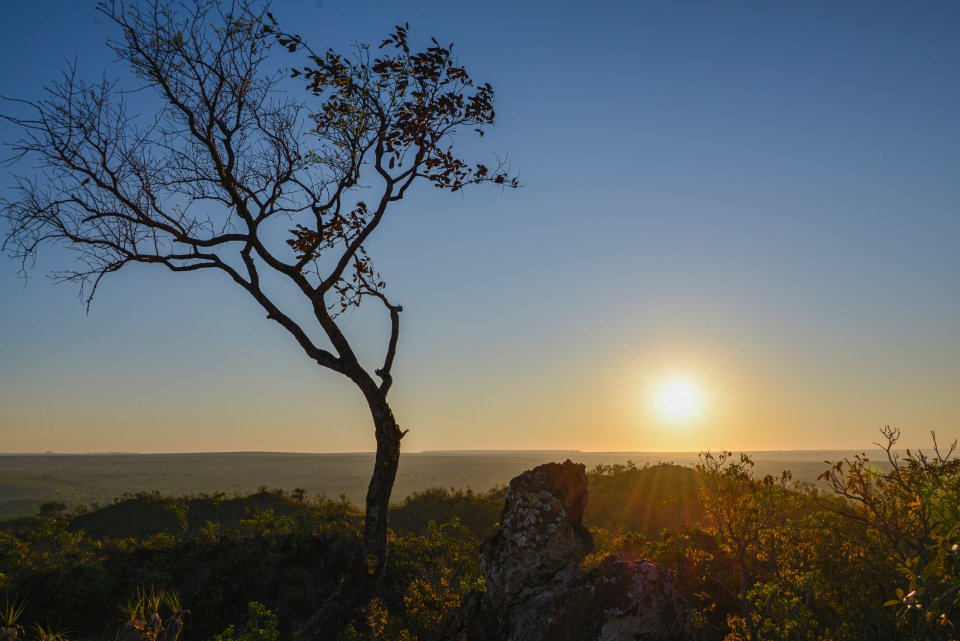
[0,447,897,456]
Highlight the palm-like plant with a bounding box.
[0,597,25,641]
[117,587,185,641]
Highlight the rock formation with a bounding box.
[443,460,692,641]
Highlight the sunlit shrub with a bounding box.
[339,598,414,641]
[822,427,960,639]
[237,510,295,538]
[390,519,482,637]
[212,602,278,641]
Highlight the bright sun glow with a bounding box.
[652,378,704,425]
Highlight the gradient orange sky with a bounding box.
[1,1,958,453]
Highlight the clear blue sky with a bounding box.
[1,0,958,453]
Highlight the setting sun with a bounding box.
[652,378,705,425]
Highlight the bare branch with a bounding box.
[3,0,517,586]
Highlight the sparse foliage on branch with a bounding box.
[1,0,515,592]
[266,19,517,321]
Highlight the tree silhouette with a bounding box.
[1,0,515,602]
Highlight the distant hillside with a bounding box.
[390,487,505,537]
[0,450,867,519]
[586,463,703,535]
[67,490,342,539]
[0,462,709,545]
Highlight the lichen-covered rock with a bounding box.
[443,460,692,641]
[481,460,593,603]
[588,556,691,641]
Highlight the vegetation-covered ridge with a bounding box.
[1,428,958,640]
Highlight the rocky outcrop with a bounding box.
[443,460,692,641]
[480,459,594,603]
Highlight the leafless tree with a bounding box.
[1,0,515,598]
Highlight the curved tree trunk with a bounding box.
[294,394,403,641]
[362,395,404,577]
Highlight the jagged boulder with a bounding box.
[587,556,691,641]
[480,460,594,603]
[443,460,692,641]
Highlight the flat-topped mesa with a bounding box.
[445,460,693,641]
